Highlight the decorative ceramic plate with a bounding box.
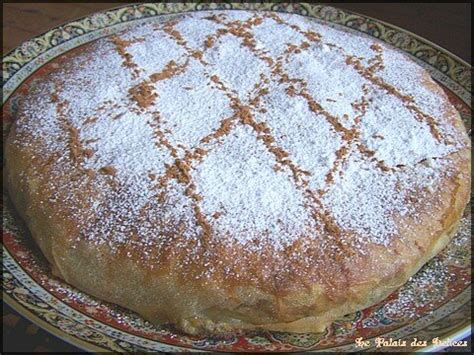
[2,3,471,352]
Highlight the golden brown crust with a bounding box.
[5,122,470,335]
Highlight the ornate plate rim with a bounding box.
[2,3,471,352]
[341,7,471,69]
[2,292,108,352]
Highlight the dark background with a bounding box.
[2,2,471,353]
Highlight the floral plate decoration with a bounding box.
[2,2,471,352]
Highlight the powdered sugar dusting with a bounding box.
[359,88,457,167]
[252,17,306,58]
[58,41,135,122]
[151,60,234,149]
[322,151,444,245]
[193,125,318,248]
[383,258,456,319]
[252,84,342,190]
[283,44,368,123]
[174,15,224,49]
[203,33,272,101]
[10,10,469,255]
[377,48,449,120]
[81,110,172,188]
[121,24,187,79]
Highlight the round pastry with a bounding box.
[5,10,470,335]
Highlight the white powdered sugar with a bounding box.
[283,45,368,126]
[359,88,456,167]
[383,257,456,319]
[377,48,448,119]
[252,84,342,190]
[121,24,188,79]
[13,81,62,141]
[81,110,172,186]
[252,17,307,57]
[203,33,272,101]
[310,22,377,67]
[323,153,402,244]
[151,60,234,149]
[322,151,443,245]
[193,125,317,248]
[174,15,224,49]
[58,41,136,122]
[11,10,468,253]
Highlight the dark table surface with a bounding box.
[2,3,471,353]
